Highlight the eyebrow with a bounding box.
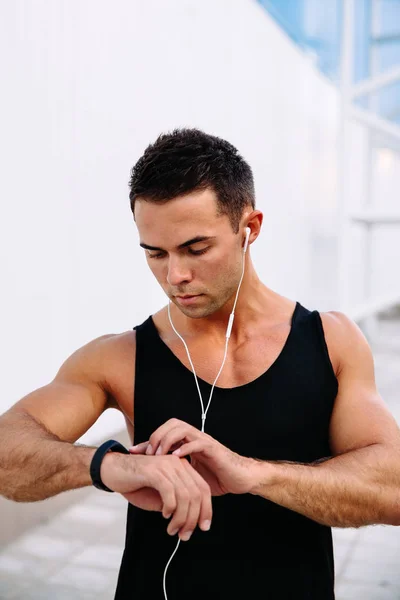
[139,235,216,252]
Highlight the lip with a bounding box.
[175,294,202,305]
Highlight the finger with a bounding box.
[151,425,193,456]
[167,441,185,454]
[172,440,204,457]
[182,459,212,533]
[129,441,150,454]
[155,427,193,456]
[148,420,196,456]
[147,467,177,520]
[166,459,191,538]
[145,419,182,455]
[168,459,201,541]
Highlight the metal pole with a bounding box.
[351,64,400,98]
[362,0,381,340]
[337,0,354,312]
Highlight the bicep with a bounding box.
[9,380,108,443]
[329,379,399,456]
[5,335,115,443]
[323,312,400,456]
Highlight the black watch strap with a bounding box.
[90,439,129,492]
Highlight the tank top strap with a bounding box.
[286,302,337,390]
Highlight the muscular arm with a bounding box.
[0,408,96,502]
[0,330,214,537]
[248,312,400,527]
[250,442,400,527]
[0,334,116,502]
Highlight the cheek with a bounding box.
[204,255,236,285]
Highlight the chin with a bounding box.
[173,297,215,319]
[176,304,206,318]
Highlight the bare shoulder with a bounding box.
[320,312,400,454]
[2,330,137,444]
[57,329,134,376]
[319,310,373,377]
[61,329,136,412]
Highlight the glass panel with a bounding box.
[257,0,341,81]
[258,0,400,120]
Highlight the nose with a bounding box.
[166,255,192,287]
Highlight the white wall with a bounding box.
[0,0,398,443]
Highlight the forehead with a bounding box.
[135,188,223,237]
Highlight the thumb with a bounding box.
[128,441,150,454]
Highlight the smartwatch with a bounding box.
[89,439,129,492]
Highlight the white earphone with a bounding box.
[164,226,251,599]
[244,226,251,254]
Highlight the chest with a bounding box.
[131,315,337,464]
[160,326,293,389]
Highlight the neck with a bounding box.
[167,261,290,344]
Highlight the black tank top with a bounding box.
[114,302,338,599]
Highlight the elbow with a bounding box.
[387,512,400,527]
[383,495,400,526]
[386,514,400,527]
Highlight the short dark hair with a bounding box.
[129,128,255,234]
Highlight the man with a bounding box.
[0,128,399,600]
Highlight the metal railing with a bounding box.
[338,0,400,335]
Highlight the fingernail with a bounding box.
[180,531,193,541]
[201,520,211,531]
[169,528,179,536]
[172,448,181,455]
[146,444,153,455]
[156,446,162,455]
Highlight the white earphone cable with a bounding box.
[163,228,250,600]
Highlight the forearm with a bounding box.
[249,443,400,527]
[0,410,96,502]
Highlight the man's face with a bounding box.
[135,188,245,319]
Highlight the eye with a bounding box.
[189,247,209,256]
[147,252,165,260]
[148,247,210,259]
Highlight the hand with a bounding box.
[129,418,256,496]
[100,451,212,541]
